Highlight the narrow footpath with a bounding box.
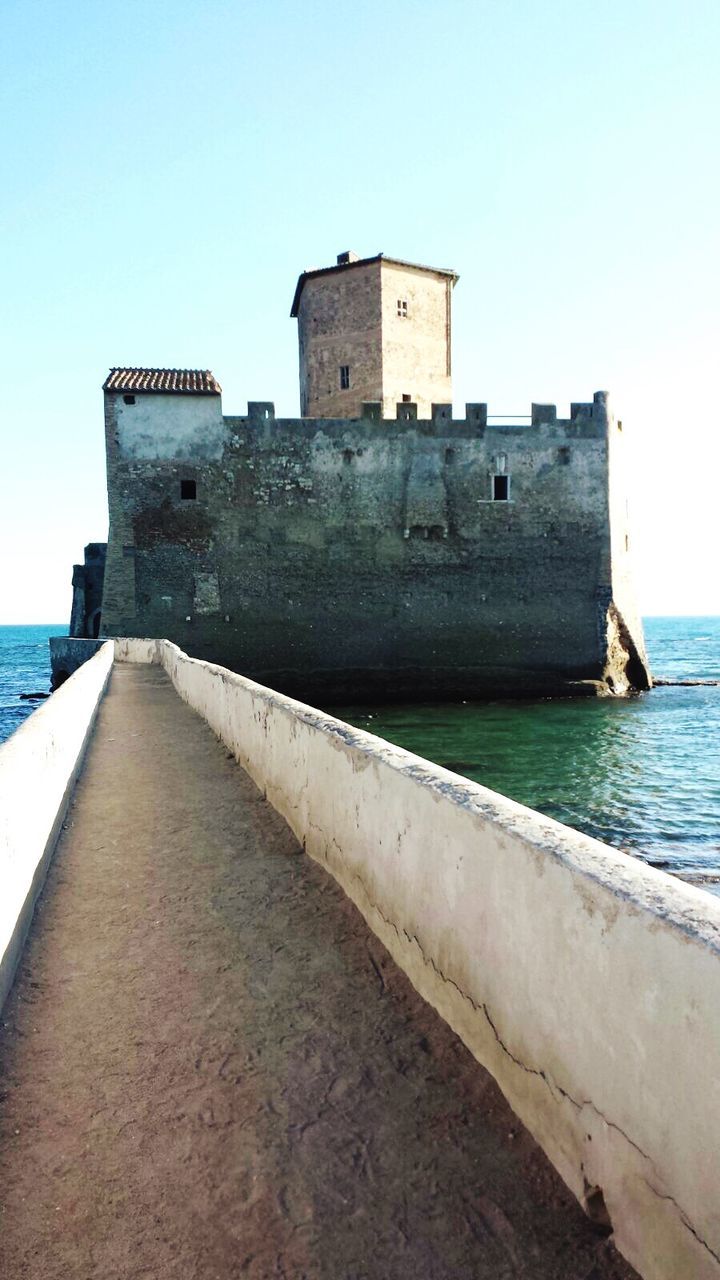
[0,665,638,1280]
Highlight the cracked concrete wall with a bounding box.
[101,389,650,699]
[117,636,720,1280]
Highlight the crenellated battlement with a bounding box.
[223,389,612,441]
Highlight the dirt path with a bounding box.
[0,665,638,1279]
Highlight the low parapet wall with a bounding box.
[0,642,114,1012]
[114,638,720,1280]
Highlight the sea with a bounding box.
[1,619,719,895]
[0,625,65,745]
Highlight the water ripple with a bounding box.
[338,617,720,899]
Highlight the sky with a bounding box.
[1,0,718,622]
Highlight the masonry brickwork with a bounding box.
[294,254,456,419]
[100,385,650,702]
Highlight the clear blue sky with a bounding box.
[2,0,718,622]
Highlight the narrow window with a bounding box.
[492,474,509,501]
[123,394,136,405]
[558,446,570,465]
[181,479,197,500]
[397,298,408,317]
[340,365,350,390]
[402,393,412,403]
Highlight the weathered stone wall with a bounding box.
[49,637,104,690]
[101,390,650,700]
[69,543,107,639]
[296,259,453,419]
[297,260,384,417]
[379,261,453,417]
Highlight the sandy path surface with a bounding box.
[0,664,638,1279]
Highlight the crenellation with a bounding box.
[570,401,594,422]
[396,402,418,421]
[361,401,382,422]
[247,401,275,422]
[531,403,557,426]
[465,403,487,431]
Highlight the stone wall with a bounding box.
[297,260,384,417]
[379,261,453,417]
[69,542,107,639]
[101,388,650,700]
[50,637,104,690]
[115,636,720,1280]
[296,258,454,419]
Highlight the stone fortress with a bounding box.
[68,249,651,700]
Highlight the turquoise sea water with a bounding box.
[336,617,720,896]
[0,625,64,746]
[1,619,719,894]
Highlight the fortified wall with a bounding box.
[100,379,650,700]
[69,542,106,640]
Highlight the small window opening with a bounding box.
[445,447,455,464]
[123,394,136,405]
[340,365,350,390]
[402,393,412,403]
[558,446,570,465]
[397,298,408,317]
[493,474,510,501]
[181,479,197,500]
[342,448,354,464]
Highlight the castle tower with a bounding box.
[291,252,458,418]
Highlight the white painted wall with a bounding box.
[115,636,720,1280]
[0,642,114,1012]
[112,392,226,461]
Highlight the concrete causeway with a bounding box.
[0,664,638,1279]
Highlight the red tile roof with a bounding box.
[103,368,221,395]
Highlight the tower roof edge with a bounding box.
[290,254,459,317]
